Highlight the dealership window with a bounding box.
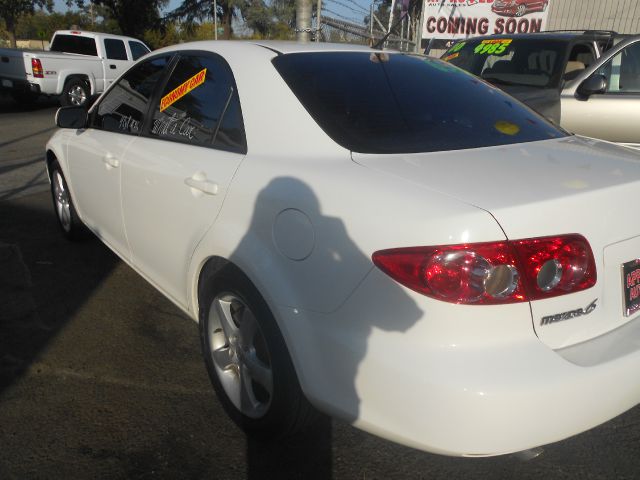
[91,55,172,134]
[149,53,247,154]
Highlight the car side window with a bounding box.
[149,53,247,153]
[91,55,172,135]
[129,41,150,61]
[596,42,640,94]
[104,39,128,60]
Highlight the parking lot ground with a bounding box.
[2,94,640,480]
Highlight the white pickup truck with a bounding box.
[0,30,150,106]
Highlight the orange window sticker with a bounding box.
[160,68,207,112]
[443,52,460,62]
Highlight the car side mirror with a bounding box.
[55,106,88,129]
[577,74,608,97]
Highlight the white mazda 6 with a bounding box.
[46,40,640,457]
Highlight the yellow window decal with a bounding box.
[474,39,512,56]
[160,68,207,112]
[494,120,520,136]
[443,52,460,62]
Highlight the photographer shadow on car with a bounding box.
[204,177,422,478]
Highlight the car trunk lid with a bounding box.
[353,136,640,349]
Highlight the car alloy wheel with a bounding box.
[68,85,87,106]
[49,160,90,240]
[206,292,273,419]
[516,4,526,16]
[199,264,318,437]
[52,169,72,232]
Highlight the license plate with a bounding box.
[622,259,640,316]
[1,79,12,88]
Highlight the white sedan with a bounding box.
[46,40,640,457]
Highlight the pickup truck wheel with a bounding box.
[61,78,89,107]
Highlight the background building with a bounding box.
[546,0,640,33]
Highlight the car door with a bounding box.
[561,40,640,149]
[121,51,247,307]
[66,54,172,257]
[103,38,132,88]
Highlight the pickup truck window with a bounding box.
[104,39,128,61]
[50,34,98,56]
[92,55,171,135]
[129,41,150,61]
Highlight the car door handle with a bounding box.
[102,154,120,168]
[110,64,117,69]
[184,174,218,195]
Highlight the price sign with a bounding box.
[474,39,513,55]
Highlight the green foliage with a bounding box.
[143,21,182,49]
[0,0,54,46]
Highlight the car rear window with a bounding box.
[272,52,566,154]
[50,34,98,56]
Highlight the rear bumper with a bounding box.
[279,268,640,456]
[0,77,40,95]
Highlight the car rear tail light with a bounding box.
[31,58,43,78]
[372,234,596,305]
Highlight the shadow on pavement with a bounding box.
[0,93,59,114]
[0,191,119,395]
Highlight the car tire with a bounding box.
[516,4,526,16]
[49,160,90,240]
[199,264,319,438]
[61,78,89,107]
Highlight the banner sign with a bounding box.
[423,0,552,40]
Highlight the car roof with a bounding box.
[153,40,384,57]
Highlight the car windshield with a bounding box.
[442,38,568,89]
[272,52,566,154]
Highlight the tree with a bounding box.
[68,0,167,39]
[168,0,251,40]
[0,0,53,47]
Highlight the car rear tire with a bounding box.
[50,160,90,240]
[199,264,319,438]
[516,4,526,16]
[61,78,89,107]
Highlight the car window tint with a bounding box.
[50,34,97,56]
[129,41,150,60]
[104,39,128,60]
[149,53,246,153]
[597,42,640,93]
[92,55,171,134]
[273,52,566,154]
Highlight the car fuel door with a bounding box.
[121,52,247,308]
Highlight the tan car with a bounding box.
[561,36,640,150]
[441,32,640,150]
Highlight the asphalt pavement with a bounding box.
[1,93,640,479]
